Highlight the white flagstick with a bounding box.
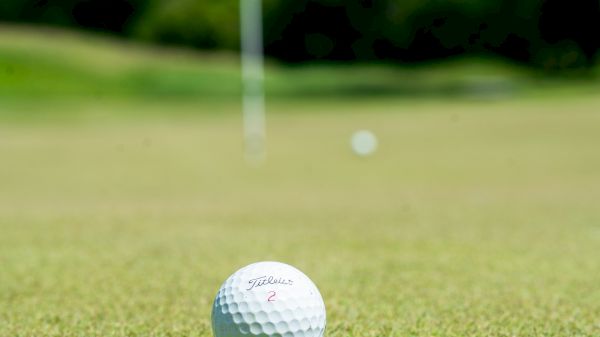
[240,0,266,164]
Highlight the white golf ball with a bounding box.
[211,261,326,337]
[351,130,378,156]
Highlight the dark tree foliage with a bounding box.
[265,1,363,62]
[265,0,600,69]
[0,0,148,33]
[1,0,598,69]
[538,0,600,69]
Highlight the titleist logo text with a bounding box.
[247,276,294,290]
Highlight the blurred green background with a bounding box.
[1,0,599,69]
[1,0,600,103]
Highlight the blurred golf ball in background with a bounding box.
[351,130,378,156]
[212,261,326,337]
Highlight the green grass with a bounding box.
[1,97,600,336]
[1,25,600,337]
[2,24,599,103]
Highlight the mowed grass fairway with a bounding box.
[1,96,600,337]
[1,25,600,337]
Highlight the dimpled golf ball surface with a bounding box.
[212,262,326,337]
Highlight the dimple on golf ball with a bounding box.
[211,261,326,337]
[351,130,378,156]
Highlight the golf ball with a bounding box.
[351,130,378,156]
[211,261,326,337]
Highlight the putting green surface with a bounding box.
[1,96,600,337]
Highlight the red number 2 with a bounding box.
[267,291,276,302]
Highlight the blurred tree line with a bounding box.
[1,0,599,71]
